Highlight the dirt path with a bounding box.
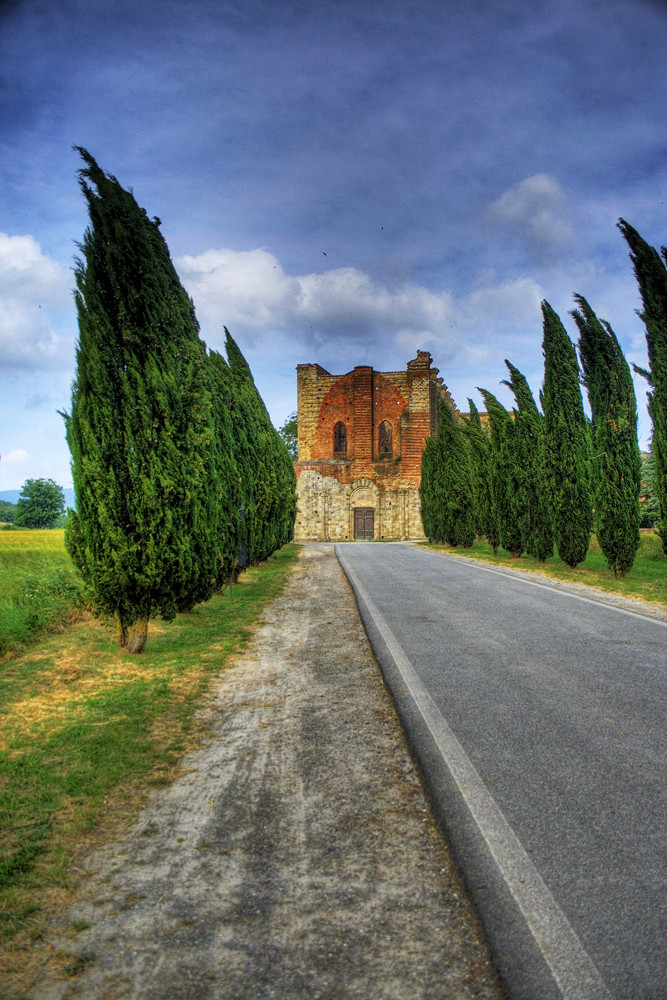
[31,545,504,1000]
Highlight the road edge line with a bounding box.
[336,545,612,1000]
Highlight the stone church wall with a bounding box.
[294,352,456,542]
[294,469,424,541]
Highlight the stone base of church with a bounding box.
[294,469,425,542]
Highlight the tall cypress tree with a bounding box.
[501,361,553,562]
[462,399,500,553]
[477,388,523,557]
[419,402,475,547]
[618,220,667,552]
[224,329,296,564]
[419,436,441,542]
[541,301,593,568]
[207,348,242,589]
[572,295,641,576]
[62,149,217,652]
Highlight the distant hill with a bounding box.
[0,488,76,509]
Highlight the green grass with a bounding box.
[422,531,667,608]
[0,530,83,657]
[0,542,299,997]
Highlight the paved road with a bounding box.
[336,543,667,1000]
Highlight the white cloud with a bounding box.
[175,246,557,386]
[2,449,29,465]
[176,247,457,357]
[488,174,574,261]
[0,233,72,369]
[460,276,544,329]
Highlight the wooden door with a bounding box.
[354,507,374,540]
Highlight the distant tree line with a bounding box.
[62,149,295,653]
[421,220,667,577]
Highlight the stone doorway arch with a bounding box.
[349,479,378,541]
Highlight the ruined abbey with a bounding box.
[294,351,458,541]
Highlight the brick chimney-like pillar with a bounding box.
[353,365,374,476]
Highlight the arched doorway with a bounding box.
[349,479,377,541]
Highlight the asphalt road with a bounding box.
[336,543,667,1000]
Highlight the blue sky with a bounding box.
[1,0,666,489]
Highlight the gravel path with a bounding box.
[31,544,504,1000]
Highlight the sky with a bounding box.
[1,0,666,490]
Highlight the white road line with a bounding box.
[425,548,667,627]
[338,549,613,1000]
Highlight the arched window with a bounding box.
[333,421,347,455]
[378,420,392,455]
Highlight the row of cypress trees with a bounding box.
[62,149,295,653]
[421,265,650,576]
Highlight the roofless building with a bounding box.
[294,351,458,541]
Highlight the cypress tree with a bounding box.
[476,388,523,557]
[207,348,242,588]
[618,220,667,552]
[639,439,661,528]
[419,403,475,547]
[462,399,500,553]
[501,361,554,562]
[572,295,641,576]
[541,301,593,568]
[419,436,441,542]
[224,329,296,564]
[62,149,217,652]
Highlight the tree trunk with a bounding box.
[126,619,148,654]
[114,611,128,648]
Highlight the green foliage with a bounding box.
[62,149,218,647]
[419,403,475,547]
[476,388,523,557]
[573,295,641,576]
[419,437,440,543]
[14,479,64,530]
[640,443,661,528]
[462,400,499,552]
[618,219,667,553]
[0,500,16,523]
[279,411,298,460]
[207,349,242,588]
[541,301,593,568]
[501,362,554,562]
[224,329,296,566]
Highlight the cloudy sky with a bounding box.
[1,0,666,490]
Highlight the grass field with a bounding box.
[0,529,83,658]
[0,541,299,999]
[422,531,667,608]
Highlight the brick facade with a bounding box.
[294,352,458,541]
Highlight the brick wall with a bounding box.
[294,352,456,541]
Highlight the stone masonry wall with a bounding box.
[294,469,424,541]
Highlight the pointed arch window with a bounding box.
[333,421,347,455]
[378,420,393,455]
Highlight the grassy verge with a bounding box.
[0,530,84,658]
[0,543,299,998]
[421,531,667,608]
